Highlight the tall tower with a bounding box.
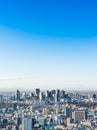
[16,89,20,100]
[35,88,40,97]
[55,89,60,103]
[65,106,72,120]
[0,95,3,104]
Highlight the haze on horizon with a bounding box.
[0,0,97,91]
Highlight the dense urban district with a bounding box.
[0,89,97,130]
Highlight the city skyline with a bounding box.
[0,0,97,90]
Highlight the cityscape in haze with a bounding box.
[0,0,97,130]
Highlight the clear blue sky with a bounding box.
[0,0,97,90]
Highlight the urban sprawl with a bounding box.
[0,89,97,130]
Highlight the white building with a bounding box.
[22,117,32,130]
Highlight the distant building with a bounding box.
[60,90,65,98]
[13,103,17,111]
[51,90,56,95]
[53,115,58,125]
[22,117,32,130]
[74,111,86,123]
[39,92,44,101]
[93,94,96,99]
[55,89,60,103]
[0,95,3,103]
[16,89,20,100]
[65,106,72,119]
[46,90,52,98]
[37,117,46,126]
[35,88,40,97]
[0,112,1,126]
[66,118,71,126]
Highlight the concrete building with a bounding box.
[74,111,86,123]
[16,89,20,100]
[22,117,32,130]
[0,95,3,103]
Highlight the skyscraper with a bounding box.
[35,88,40,97]
[22,117,32,130]
[16,89,21,100]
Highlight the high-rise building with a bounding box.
[39,92,44,101]
[93,94,96,99]
[55,89,60,103]
[13,103,17,111]
[57,89,60,100]
[22,117,32,130]
[51,90,56,95]
[16,89,21,100]
[39,92,42,101]
[65,106,72,119]
[0,95,3,103]
[0,112,1,127]
[60,90,65,98]
[35,88,40,97]
[55,92,58,103]
[46,90,52,98]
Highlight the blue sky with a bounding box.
[0,0,97,90]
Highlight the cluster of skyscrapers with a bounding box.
[0,89,97,130]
